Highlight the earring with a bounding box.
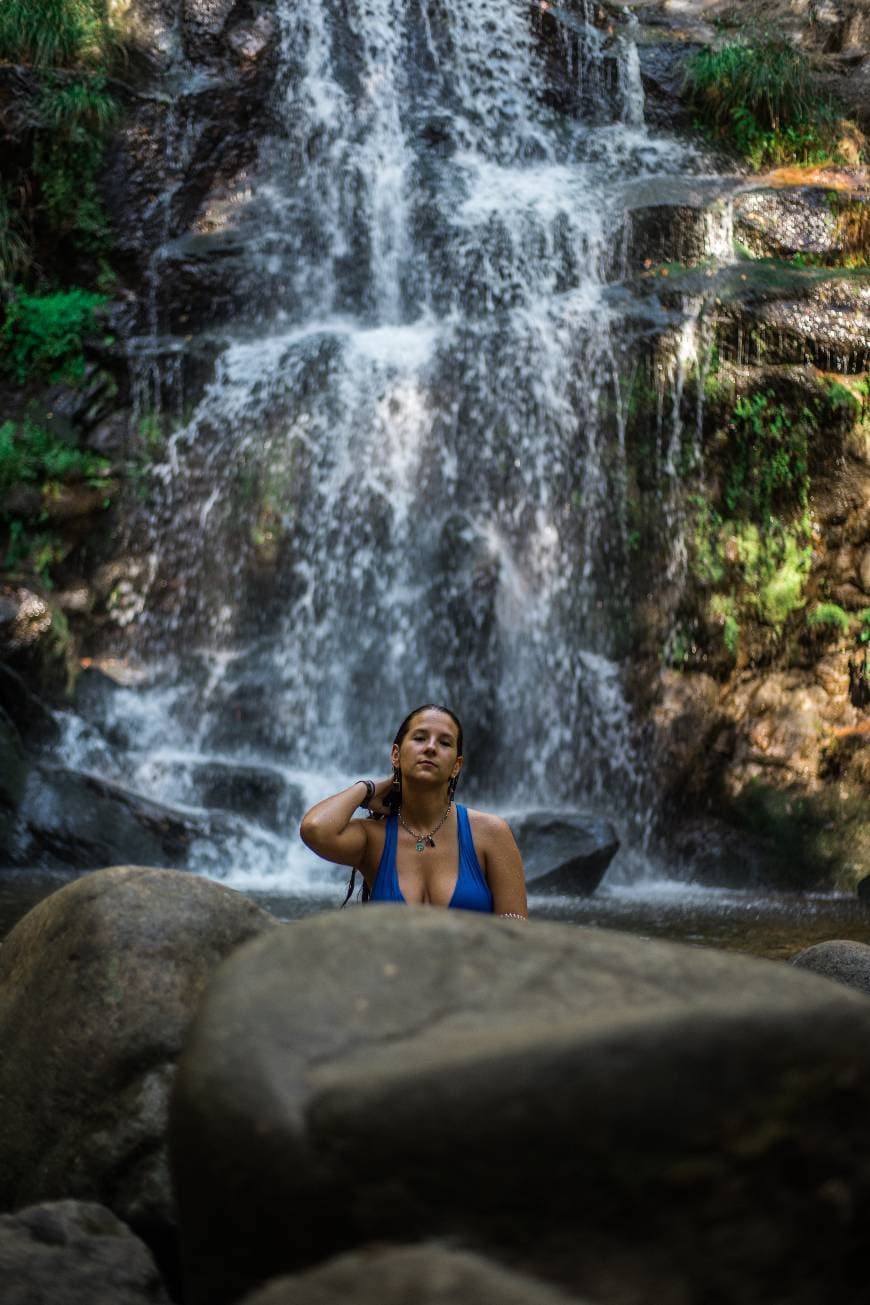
[390,765,402,809]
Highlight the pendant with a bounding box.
[426,835,436,848]
[415,838,425,853]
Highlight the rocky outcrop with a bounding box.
[13,764,235,870]
[104,0,281,322]
[170,909,870,1305]
[790,938,870,994]
[238,1245,592,1305]
[0,868,275,1259]
[508,810,619,894]
[0,1200,169,1305]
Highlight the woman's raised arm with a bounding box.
[299,782,372,866]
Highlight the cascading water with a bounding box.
[49,0,721,892]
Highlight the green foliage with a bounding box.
[33,74,119,250]
[0,418,111,585]
[757,529,810,626]
[709,592,740,653]
[683,38,852,169]
[0,0,117,68]
[0,189,30,290]
[824,378,862,419]
[725,391,810,521]
[0,288,106,385]
[0,419,110,492]
[859,610,870,646]
[806,602,850,633]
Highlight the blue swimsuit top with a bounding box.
[369,804,494,912]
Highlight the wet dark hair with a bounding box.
[341,704,464,907]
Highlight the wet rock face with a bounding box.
[0,868,275,1251]
[734,189,842,260]
[171,909,870,1305]
[105,0,280,306]
[0,1200,169,1305]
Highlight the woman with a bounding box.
[299,704,528,917]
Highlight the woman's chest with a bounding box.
[395,841,463,905]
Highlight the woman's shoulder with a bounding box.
[463,806,515,842]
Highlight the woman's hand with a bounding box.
[365,776,395,817]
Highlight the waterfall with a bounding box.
[54,0,707,889]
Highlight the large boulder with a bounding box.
[16,766,218,869]
[790,939,870,996]
[0,868,275,1260]
[508,810,619,895]
[0,1200,169,1305]
[170,909,870,1305]
[238,1245,591,1305]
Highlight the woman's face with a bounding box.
[392,708,463,788]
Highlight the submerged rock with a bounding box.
[0,868,274,1257]
[237,1245,591,1305]
[0,1200,169,1305]
[170,909,870,1305]
[508,810,619,894]
[790,939,870,996]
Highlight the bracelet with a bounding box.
[500,912,527,921]
[355,779,375,808]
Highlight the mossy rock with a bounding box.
[727,781,869,890]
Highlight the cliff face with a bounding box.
[619,1,870,886]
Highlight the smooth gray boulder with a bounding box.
[0,1200,169,1305]
[790,939,870,996]
[238,1244,591,1305]
[508,810,618,894]
[0,867,275,1251]
[170,908,870,1305]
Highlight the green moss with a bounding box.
[726,391,810,521]
[806,602,850,633]
[0,419,110,492]
[757,531,811,627]
[709,593,740,654]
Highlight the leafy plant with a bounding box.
[0,188,30,289]
[33,74,119,249]
[0,288,106,384]
[683,38,852,168]
[0,418,110,492]
[0,0,118,68]
[859,609,870,646]
[724,390,811,523]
